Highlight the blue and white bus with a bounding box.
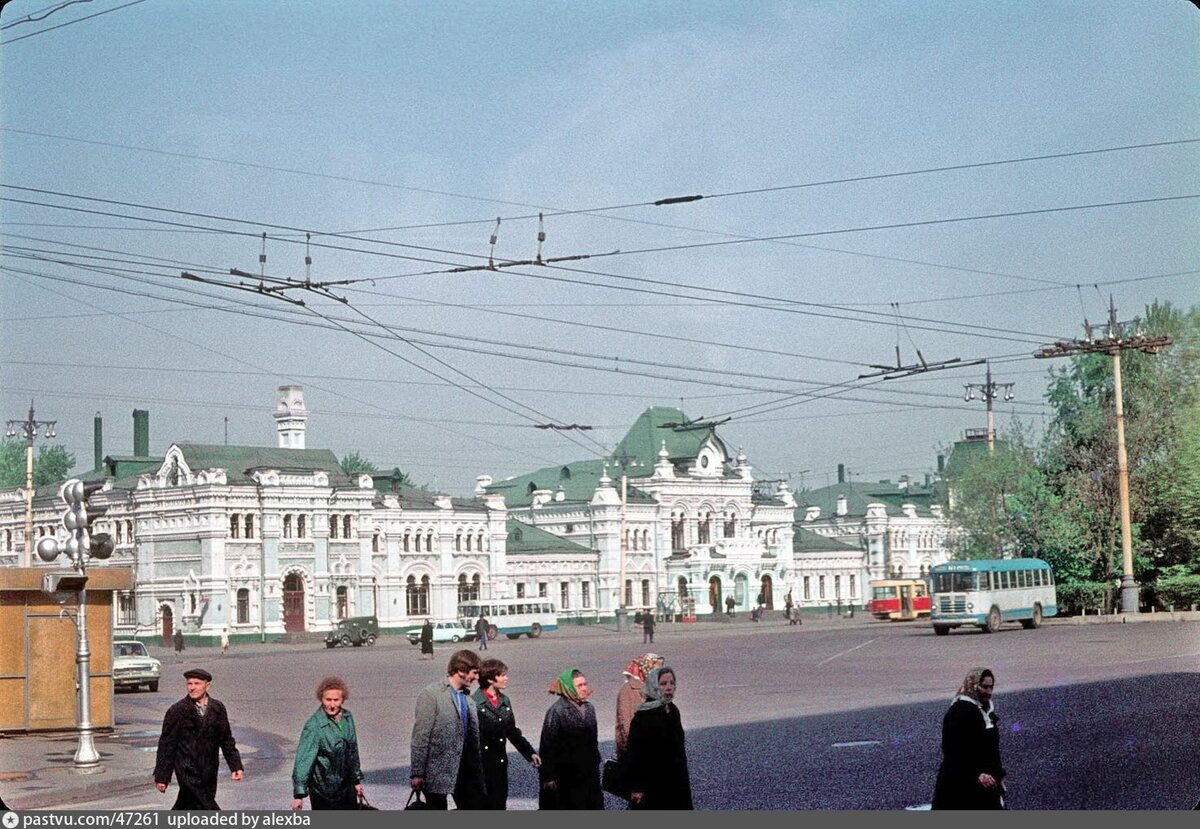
[929,558,1057,635]
[457,598,558,640]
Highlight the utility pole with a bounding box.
[964,364,1014,452]
[1035,299,1172,614]
[5,401,57,567]
[609,450,643,632]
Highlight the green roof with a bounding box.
[611,406,732,469]
[486,459,655,509]
[505,519,598,556]
[792,525,863,553]
[796,480,941,520]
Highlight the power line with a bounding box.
[1,0,150,45]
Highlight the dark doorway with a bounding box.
[161,605,173,647]
[283,573,306,632]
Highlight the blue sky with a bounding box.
[2,0,1197,494]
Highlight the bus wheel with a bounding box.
[1021,604,1043,630]
[933,624,951,636]
[528,623,542,638]
[983,607,1001,633]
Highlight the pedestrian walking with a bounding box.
[475,615,490,650]
[472,658,541,809]
[419,619,434,660]
[625,666,693,810]
[291,676,365,810]
[153,668,244,809]
[931,667,1007,810]
[615,653,662,761]
[641,611,656,644]
[220,628,229,656]
[409,649,486,810]
[538,668,603,810]
[173,629,184,658]
[724,595,735,617]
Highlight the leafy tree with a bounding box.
[339,451,379,475]
[0,439,76,488]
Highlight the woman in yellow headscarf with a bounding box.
[537,669,602,810]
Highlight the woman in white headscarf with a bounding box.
[931,667,1006,809]
[624,666,692,810]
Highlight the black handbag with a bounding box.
[356,793,378,810]
[404,789,429,810]
[602,758,631,800]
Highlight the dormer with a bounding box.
[689,435,726,478]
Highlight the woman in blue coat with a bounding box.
[291,677,365,810]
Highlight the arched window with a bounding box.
[624,579,633,606]
[230,515,240,539]
[425,532,433,552]
[329,515,338,539]
[335,586,348,620]
[244,514,254,539]
[472,573,481,600]
[343,515,352,538]
[458,573,471,602]
[671,516,685,551]
[477,532,486,552]
[283,514,293,539]
[372,531,381,553]
[527,482,538,495]
[560,466,571,480]
[403,531,411,553]
[455,532,463,552]
[697,512,711,544]
[413,531,423,552]
[723,512,736,538]
[115,521,124,545]
[297,515,307,538]
[641,579,650,607]
[407,575,430,616]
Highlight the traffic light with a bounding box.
[80,479,113,560]
[37,478,113,564]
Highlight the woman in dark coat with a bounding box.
[419,619,434,660]
[471,658,541,809]
[625,666,693,810]
[932,667,1006,809]
[538,668,602,810]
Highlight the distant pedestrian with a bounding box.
[409,649,486,809]
[538,668,602,810]
[476,615,490,650]
[291,676,365,810]
[153,668,244,809]
[724,595,735,617]
[173,629,184,658]
[625,666,692,810]
[641,611,656,644]
[220,628,229,656]
[615,653,663,761]
[419,619,434,660]
[932,667,1006,810]
[472,658,541,809]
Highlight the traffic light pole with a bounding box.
[72,584,100,767]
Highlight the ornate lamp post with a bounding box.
[36,478,115,769]
[5,401,57,567]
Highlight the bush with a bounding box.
[1056,581,1114,614]
[1151,574,1200,610]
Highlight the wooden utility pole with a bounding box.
[1035,299,1172,614]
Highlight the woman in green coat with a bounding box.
[291,677,365,810]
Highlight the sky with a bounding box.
[2,0,1198,496]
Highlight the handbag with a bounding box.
[404,789,429,810]
[602,758,631,800]
[356,793,378,810]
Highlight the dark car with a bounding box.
[325,615,380,648]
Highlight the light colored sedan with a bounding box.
[112,640,161,692]
[405,620,472,646]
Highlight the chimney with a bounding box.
[837,464,845,484]
[94,413,103,471]
[836,494,848,516]
[133,409,149,456]
[937,454,945,473]
[274,386,309,449]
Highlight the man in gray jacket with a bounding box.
[410,649,486,809]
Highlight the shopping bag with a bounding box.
[404,789,429,810]
[602,758,631,800]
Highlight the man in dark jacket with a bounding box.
[154,668,244,809]
[475,616,490,650]
[642,611,656,644]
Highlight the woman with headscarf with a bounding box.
[931,667,1006,810]
[472,658,541,809]
[614,653,663,761]
[624,666,693,810]
[537,668,602,810]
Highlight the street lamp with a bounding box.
[5,401,57,567]
[36,478,114,769]
[609,453,644,632]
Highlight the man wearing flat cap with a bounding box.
[153,668,245,809]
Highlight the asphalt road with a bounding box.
[65,616,1200,810]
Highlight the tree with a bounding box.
[0,439,76,488]
[339,451,379,475]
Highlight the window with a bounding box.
[329,515,338,539]
[697,514,710,544]
[117,591,136,626]
[834,575,841,599]
[4,530,11,551]
[561,582,570,610]
[244,514,254,539]
[477,532,486,551]
[426,533,433,552]
[819,576,826,599]
[724,515,736,538]
[406,575,430,616]
[336,586,348,620]
[671,517,685,551]
[803,576,811,600]
[624,579,632,605]
[297,515,307,538]
[230,515,240,539]
[465,533,473,552]
[516,583,526,598]
[343,515,352,538]
[472,573,481,600]
[455,532,463,552]
[115,521,124,545]
[582,582,591,608]
[849,575,857,597]
[372,532,381,553]
[236,589,250,624]
[458,573,471,603]
[538,582,548,598]
[283,514,292,539]
[641,579,651,606]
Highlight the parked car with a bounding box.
[405,620,472,646]
[325,615,380,648]
[112,640,161,692]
